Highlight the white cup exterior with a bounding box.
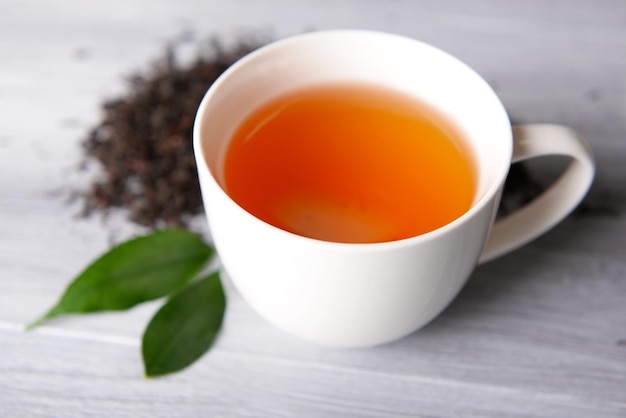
[193,30,514,347]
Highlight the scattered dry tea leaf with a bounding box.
[82,37,265,228]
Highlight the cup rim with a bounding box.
[193,29,512,250]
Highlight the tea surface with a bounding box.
[223,83,475,243]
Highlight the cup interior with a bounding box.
[195,30,512,229]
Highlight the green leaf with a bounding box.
[28,229,214,329]
[142,271,226,377]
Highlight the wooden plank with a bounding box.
[2,324,625,417]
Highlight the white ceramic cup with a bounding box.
[193,30,594,347]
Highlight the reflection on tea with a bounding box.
[223,83,475,243]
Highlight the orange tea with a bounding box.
[222,83,476,243]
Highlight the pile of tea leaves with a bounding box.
[80,34,542,228]
[81,37,264,228]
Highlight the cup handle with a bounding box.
[478,124,595,264]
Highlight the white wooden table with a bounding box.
[1,1,625,416]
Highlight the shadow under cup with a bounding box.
[193,30,512,347]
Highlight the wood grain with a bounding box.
[1,0,625,416]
